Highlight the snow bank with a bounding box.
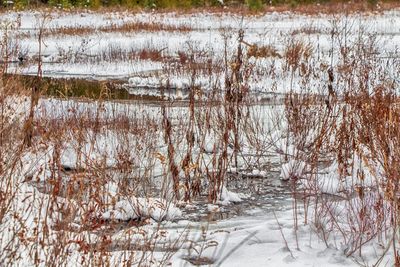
[280,159,307,181]
[102,197,182,222]
[297,154,380,196]
[218,186,242,205]
[127,75,218,90]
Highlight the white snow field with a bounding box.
[0,7,399,267]
[1,8,399,94]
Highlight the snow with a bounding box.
[280,159,307,181]
[3,9,399,95]
[169,209,362,267]
[207,204,221,212]
[0,7,399,267]
[219,186,243,205]
[1,96,396,266]
[102,197,182,222]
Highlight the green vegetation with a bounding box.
[246,0,263,10]
[5,75,130,100]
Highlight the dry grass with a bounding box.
[45,21,192,37]
[1,7,400,265]
[281,19,400,264]
[3,1,400,15]
[247,44,282,59]
[0,25,264,265]
[291,25,326,36]
[100,1,400,15]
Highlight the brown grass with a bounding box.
[93,1,400,15]
[2,9,400,265]
[3,1,400,17]
[247,44,282,59]
[281,20,400,263]
[45,21,192,37]
[291,25,326,36]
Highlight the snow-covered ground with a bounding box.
[1,9,400,94]
[1,8,399,267]
[0,94,395,266]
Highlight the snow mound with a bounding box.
[280,159,307,181]
[299,157,378,195]
[101,197,182,222]
[127,75,213,89]
[207,204,221,212]
[218,186,242,205]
